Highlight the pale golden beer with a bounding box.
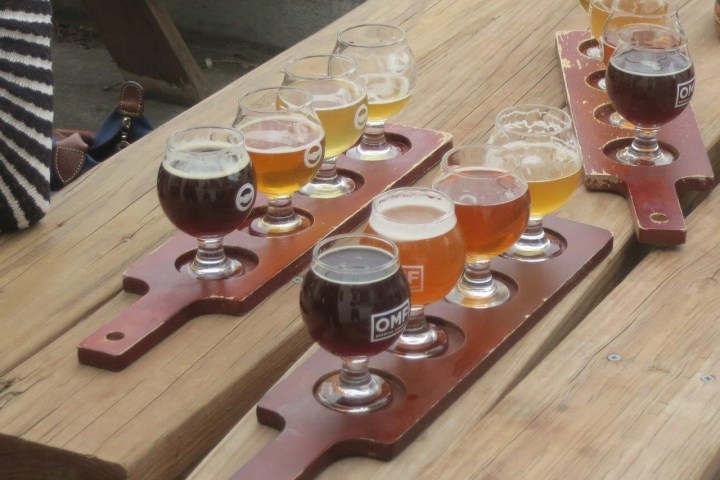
[241,115,325,198]
[363,73,412,123]
[589,0,613,41]
[233,86,324,235]
[368,199,465,306]
[502,141,582,219]
[283,54,367,198]
[289,78,368,159]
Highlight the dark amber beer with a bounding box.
[606,48,694,126]
[157,137,255,238]
[300,243,410,357]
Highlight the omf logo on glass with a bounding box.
[402,265,424,292]
[676,78,695,108]
[370,299,410,342]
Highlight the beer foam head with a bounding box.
[370,191,456,242]
[313,245,399,285]
[240,115,324,153]
[291,79,364,109]
[502,141,581,181]
[163,138,251,179]
[363,74,411,103]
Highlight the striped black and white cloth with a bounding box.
[0,0,52,233]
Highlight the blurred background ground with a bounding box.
[52,21,282,132]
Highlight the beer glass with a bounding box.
[367,187,465,358]
[589,0,613,65]
[300,233,410,413]
[282,54,367,198]
[601,0,683,128]
[491,105,582,262]
[157,127,256,279]
[334,24,416,161]
[432,145,529,309]
[606,25,694,165]
[233,87,325,236]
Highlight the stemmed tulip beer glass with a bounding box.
[233,87,325,236]
[492,105,582,262]
[334,24,416,161]
[283,54,367,198]
[605,25,694,166]
[157,127,256,279]
[300,234,410,413]
[432,145,530,309]
[367,188,465,358]
[600,0,683,129]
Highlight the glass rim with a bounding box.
[284,53,358,81]
[439,143,522,177]
[494,103,573,138]
[166,126,245,154]
[336,23,407,48]
[237,86,314,114]
[610,0,678,16]
[311,233,400,274]
[371,187,456,225]
[616,23,688,50]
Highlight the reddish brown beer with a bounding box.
[157,135,256,238]
[300,243,410,357]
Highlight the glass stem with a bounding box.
[630,126,661,165]
[339,356,371,388]
[193,236,233,271]
[520,217,549,249]
[361,121,390,147]
[266,196,297,224]
[458,259,495,296]
[404,305,431,336]
[312,155,340,184]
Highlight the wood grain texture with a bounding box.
[416,159,720,480]
[0,0,717,478]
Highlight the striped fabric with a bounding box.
[0,0,52,232]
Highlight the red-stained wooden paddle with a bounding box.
[556,31,714,245]
[228,216,613,480]
[78,124,452,371]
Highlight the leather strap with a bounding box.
[118,81,145,118]
[53,132,90,187]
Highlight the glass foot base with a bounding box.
[389,323,448,359]
[183,257,243,280]
[586,45,601,60]
[299,175,355,199]
[446,277,511,309]
[314,371,392,413]
[502,230,564,263]
[616,147,674,166]
[345,142,401,161]
[250,213,311,237]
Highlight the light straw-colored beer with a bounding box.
[589,0,613,40]
[362,73,412,122]
[241,115,325,198]
[503,141,581,219]
[434,167,529,262]
[289,78,367,158]
[368,199,465,306]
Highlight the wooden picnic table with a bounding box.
[1,0,719,478]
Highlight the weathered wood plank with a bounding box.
[189,0,720,478]
[0,0,716,478]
